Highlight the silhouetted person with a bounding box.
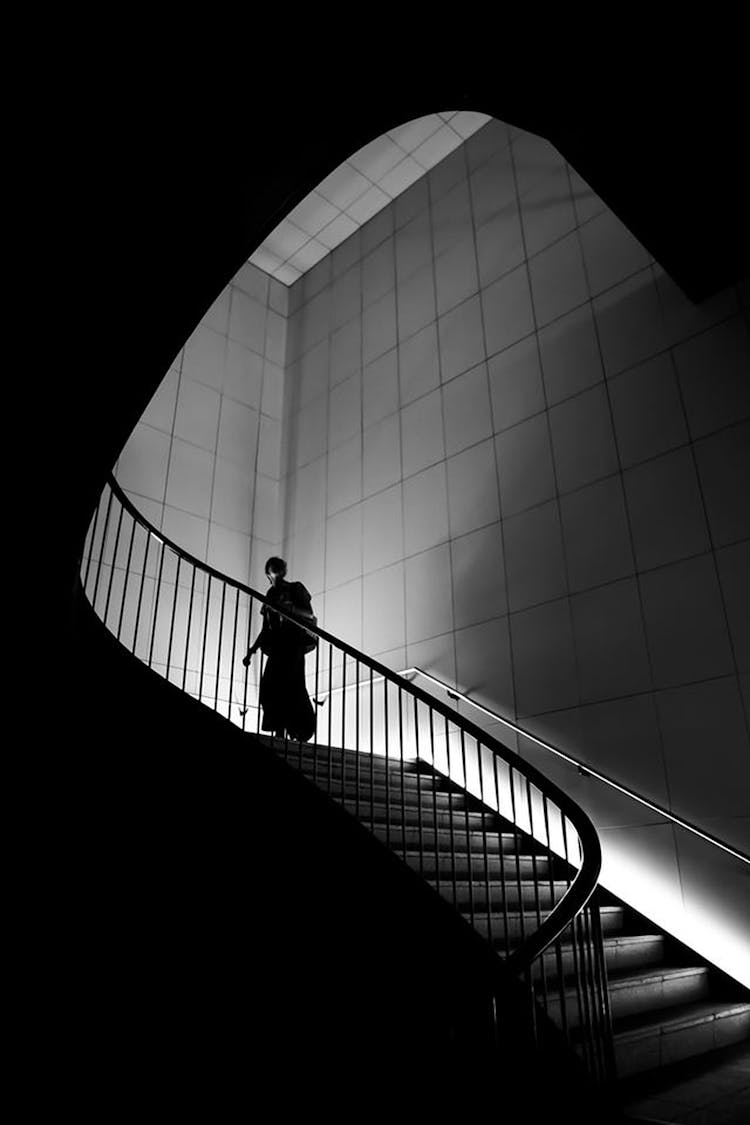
[242,557,317,742]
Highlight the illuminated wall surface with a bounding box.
[108,116,749,985]
[115,262,288,591]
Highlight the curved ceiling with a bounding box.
[249,111,490,284]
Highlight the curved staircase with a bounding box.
[79,472,749,1120]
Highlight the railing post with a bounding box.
[91,485,115,614]
[214,580,227,713]
[183,566,197,697]
[198,574,212,702]
[103,502,125,629]
[229,585,240,723]
[116,513,137,644]
[165,555,181,686]
[147,538,166,670]
[132,525,152,660]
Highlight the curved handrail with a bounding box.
[82,471,616,1080]
[98,472,601,968]
[400,668,750,867]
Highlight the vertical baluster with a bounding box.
[591,896,616,1083]
[587,905,604,1078]
[327,644,333,797]
[297,642,304,775]
[398,686,405,863]
[492,755,510,958]
[459,727,475,929]
[312,635,320,788]
[583,901,604,1082]
[240,593,253,730]
[165,555,182,686]
[82,493,103,592]
[524,781,547,1018]
[355,659,360,821]
[214,581,227,712]
[508,767,527,948]
[561,816,587,1056]
[198,574,212,703]
[340,652,347,806]
[132,526,152,659]
[183,566,197,696]
[147,539,166,670]
[429,707,440,895]
[575,906,596,1076]
[116,513,137,643]
[445,716,458,909]
[414,696,423,881]
[256,650,264,736]
[229,585,240,723]
[281,602,289,760]
[103,502,125,629]
[542,795,568,1043]
[91,486,115,613]
[369,668,374,831]
[384,677,390,851]
[476,740,493,952]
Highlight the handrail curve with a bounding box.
[100,474,602,967]
[401,668,750,867]
[81,471,616,1079]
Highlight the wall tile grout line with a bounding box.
[469,130,519,739]
[507,124,585,726]
[579,248,679,854]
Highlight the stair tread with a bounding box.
[268,740,423,766]
[506,933,663,957]
[614,999,750,1039]
[362,808,485,815]
[406,850,548,861]
[546,964,710,999]
[607,964,709,988]
[430,879,570,888]
[469,904,625,920]
[264,735,749,1078]
[375,824,518,836]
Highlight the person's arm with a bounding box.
[242,606,269,664]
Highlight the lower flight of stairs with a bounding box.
[259,737,750,1084]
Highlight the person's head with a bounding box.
[265,556,287,583]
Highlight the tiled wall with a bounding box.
[281,117,750,978]
[115,261,288,590]
[108,115,749,982]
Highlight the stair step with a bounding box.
[543,966,711,1029]
[406,852,552,879]
[531,934,667,979]
[613,1000,750,1078]
[327,785,460,810]
[505,933,667,981]
[296,761,448,793]
[293,755,439,779]
[358,805,496,830]
[266,739,425,774]
[372,824,524,854]
[475,905,626,944]
[258,727,750,1090]
[430,879,570,909]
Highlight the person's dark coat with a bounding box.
[256,580,316,741]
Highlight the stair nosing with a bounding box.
[613,999,750,1040]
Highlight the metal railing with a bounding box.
[399,668,750,866]
[80,472,616,1081]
